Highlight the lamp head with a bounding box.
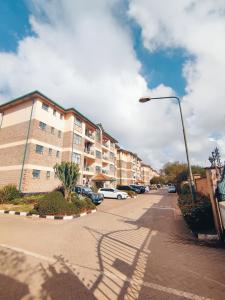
[139,97,151,103]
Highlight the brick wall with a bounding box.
[195,177,210,197]
[0,170,21,188]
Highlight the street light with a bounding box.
[139,96,195,202]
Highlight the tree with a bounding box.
[150,176,165,185]
[54,162,80,201]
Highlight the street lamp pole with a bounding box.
[139,96,195,202]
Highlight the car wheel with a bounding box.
[117,194,122,200]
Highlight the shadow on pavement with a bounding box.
[1,191,225,299]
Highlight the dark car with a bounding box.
[117,185,140,193]
[74,186,104,205]
[130,184,145,193]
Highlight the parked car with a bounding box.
[117,185,140,193]
[145,186,150,192]
[98,188,128,199]
[130,184,145,193]
[74,186,104,205]
[168,185,176,193]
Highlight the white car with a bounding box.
[98,188,128,199]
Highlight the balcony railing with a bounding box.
[84,166,94,172]
[102,169,109,174]
[102,155,109,160]
[84,148,95,156]
[85,130,95,140]
[102,142,109,148]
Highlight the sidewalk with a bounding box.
[135,192,225,299]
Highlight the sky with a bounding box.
[0,0,224,169]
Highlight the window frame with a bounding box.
[39,121,46,131]
[35,144,44,154]
[42,103,49,111]
[32,169,40,179]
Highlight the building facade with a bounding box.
[116,148,142,185]
[0,91,157,192]
[0,91,117,193]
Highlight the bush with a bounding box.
[31,191,95,216]
[178,192,214,232]
[0,185,21,203]
[180,183,190,195]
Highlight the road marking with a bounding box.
[0,243,212,300]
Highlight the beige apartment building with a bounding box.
[116,148,142,185]
[141,163,155,185]
[0,91,117,193]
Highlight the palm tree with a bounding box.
[54,161,80,201]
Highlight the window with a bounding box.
[53,109,56,116]
[39,121,46,130]
[72,152,81,164]
[32,169,40,179]
[51,127,55,134]
[35,145,44,154]
[74,134,82,145]
[56,151,60,158]
[96,166,101,173]
[60,114,63,120]
[46,171,50,178]
[42,103,49,111]
[74,117,82,127]
[96,150,101,159]
[110,152,114,159]
[48,148,52,156]
[58,130,62,138]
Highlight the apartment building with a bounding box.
[141,163,154,185]
[116,148,142,185]
[0,91,117,193]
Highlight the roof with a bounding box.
[0,90,98,129]
[118,148,142,161]
[91,173,115,181]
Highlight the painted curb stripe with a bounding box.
[0,209,97,220]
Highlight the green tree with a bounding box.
[150,176,165,185]
[54,162,80,201]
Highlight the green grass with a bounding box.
[0,203,34,212]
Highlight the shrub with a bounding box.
[31,191,95,216]
[90,185,98,193]
[32,191,79,216]
[0,185,21,203]
[180,183,191,195]
[178,192,214,232]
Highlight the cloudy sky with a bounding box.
[0,0,225,169]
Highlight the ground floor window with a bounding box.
[32,169,40,179]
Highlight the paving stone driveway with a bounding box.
[0,191,225,299]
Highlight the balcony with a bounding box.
[84,148,95,156]
[83,166,94,173]
[102,141,109,148]
[85,130,95,141]
[102,154,109,161]
[102,169,109,175]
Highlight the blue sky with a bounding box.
[0,0,186,96]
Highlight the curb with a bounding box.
[0,209,97,220]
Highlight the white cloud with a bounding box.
[1,0,221,169]
[128,0,225,166]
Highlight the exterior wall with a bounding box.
[0,92,154,192]
[195,177,210,197]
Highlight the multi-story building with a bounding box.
[141,163,153,185]
[116,148,142,185]
[0,91,117,193]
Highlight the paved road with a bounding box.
[0,191,225,299]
